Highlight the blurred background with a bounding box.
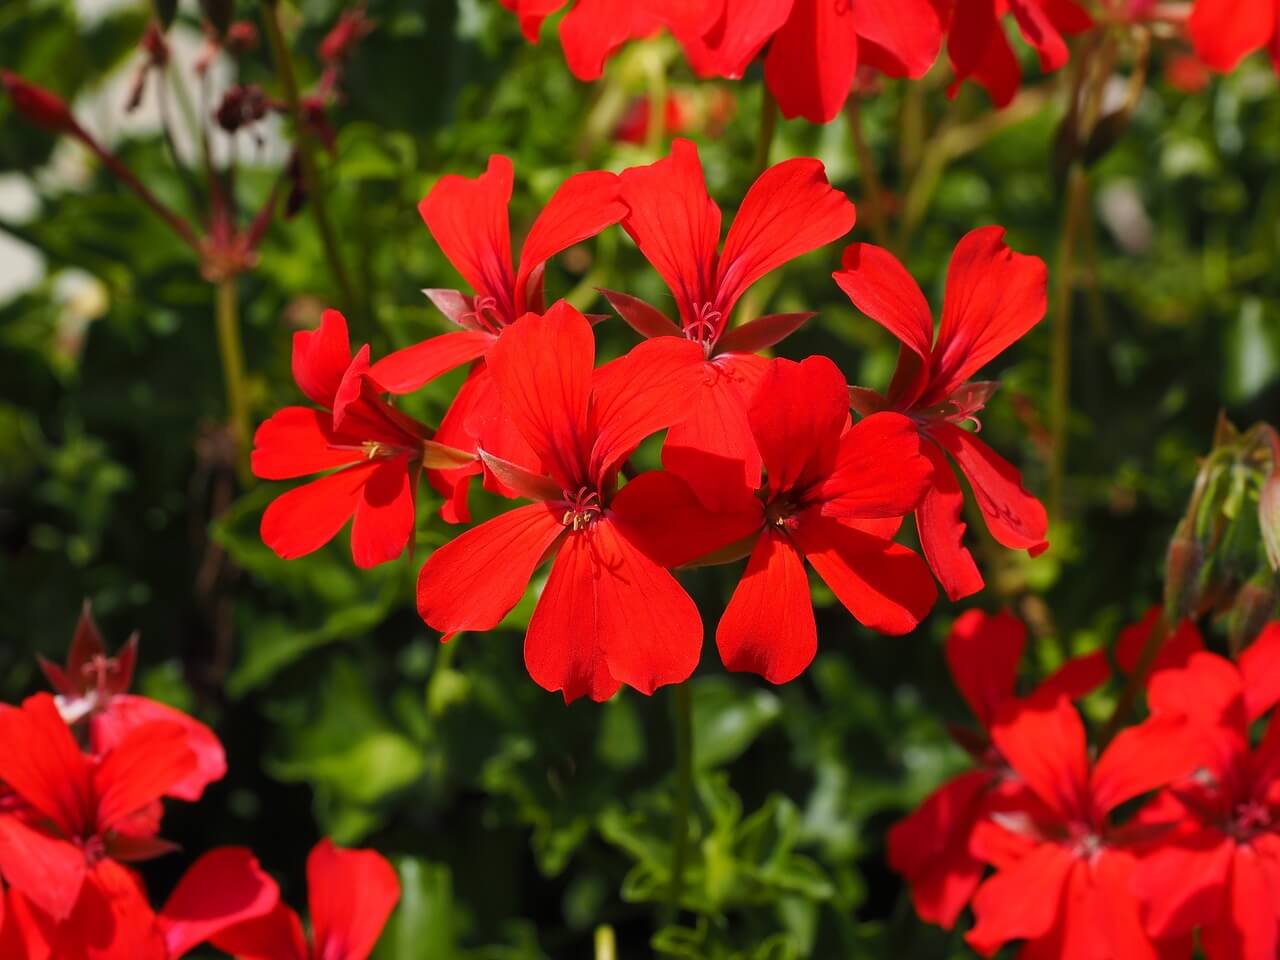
[1,0,1278,956]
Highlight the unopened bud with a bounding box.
[1228,574,1280,657]
[1262,472,1280,572]
[1163,536,1203,622]
[1,71,79,136]
[226,21,258,54]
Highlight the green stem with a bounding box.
[1050,166,1089,519]
[1099,609,1168,746]
[593,925,617,960]
[846,97,889,249]
[755,87,778,175]
[261,1,359,320]
[214,277,252,482]
[665,683,694,925]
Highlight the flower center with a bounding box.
[561,487,603,532]
[79,834,107,867]
[461,295,506,335]
[1230,800,1273,840]
[363,441,392,459]
[765,497,799,533]
[684,302,722,353]
[1066,822,1104,862]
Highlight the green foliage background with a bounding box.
[1,1,1279,956]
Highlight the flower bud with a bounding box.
[1227,574,1280,657]
[1,70,79,136]
[1163,536,1203,623]
[226,21,259,54]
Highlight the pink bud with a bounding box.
[1,70,79,136]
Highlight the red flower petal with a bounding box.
[210,904,308,960]
[716,529,817,684]
[945,609,1025,730]
[833,242,935,362]
[417,502,566,637]
[0,693,93,837]
[793,512,937,635]
[663,353,769,509]
[1090,715,1197,817]
[251,407,363,481]
[516,170,625,310]
[619,139,722,329]
[92,695,226,803]
[419,155,516,320]
[816,411,931,519]
[589,336,706,485]
[1241,621,1280,722]
[929,226,1047,400]
[1132,828,1234,940]
[558,0,662,81]
[308,839,401,960]
[0,815,86,922]
[93,721,195,833]
[989,696,1090,823]
[368,330,496,396]
[915,441,985,601]
[947,0,1021,107]
[1199,843,1280,960]
[853,0,943,78]
[1115,607,1205,676]
[159,847,281,959]
[1032,651,1110,704]
[966,842,1076,956]
[350,457,416,569]
[291,309,353,409]
[488,301,593,490]
[931,421,1048,553]
[763,0,859,123]
[1189,0,1277,72]
[669,0,793,80]
[749,356,850,496]
[610,470,761,568]
[715,157,856,313]
[260,462,380,562]
[887,770,990,929]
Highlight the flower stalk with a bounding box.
[214,276,251,482]
[665,681,694,925]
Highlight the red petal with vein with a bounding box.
[427,363,491,523]
[716,157,856,313]
[55,860,166,960]
[599,289,683,339]
[619,139,721,328]
[417,502,566,636]
[717,529,817,684]
[887,770,989,929]
[210,904,308,960]
[1189,0,1276,72]
[611,470,761,568]
[915,441,985,600]
[794,513,936,634]
[989,696,1089,823]
[763,0,859,123]
[589,519,703,695]
[952,10,1021,108]
[516,170,625,309]
[0,815,85,922]
[945,609,1024,730]
[673,0,794,80]
[419,155,516,319]
[965,843,1075,956]
[488,302,592,490]
[817,411,931,518]
[160,847,280,959]
[92,695,226,802]
[1007,0,1070,72]
[833,242,934,361]
[714,312,813,355]
[1241,622,1280,722]
[1115,607,1204,676]
[749,356,850,495]
[93,721,195,832]
[663,353,770,509]
[350,456,415,569]
[1032,651,1109,704]
[1132,828,1234,940]
[588,336,706,484]
[524,531,622,703]
[1090,715,1196,817]
[330,345,372,431]
[251,408,364,481]
[932,421,1048,553]
[1199,843,1280,960]
[260,462,380,561]
[0,693,93,837]
[930,226,1047,399]
[309,839,401,960]
[292,309,352,408]
[1147,651,1247,731]
[369,330,496,395]
[853,0,942,77]
[558,0,662,81]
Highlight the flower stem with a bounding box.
[261,0,359,321]
[665,682,694,925]
[1050,166,1089,519]
[214,276,251,482]
[593,926,617,960]
[846,97,889,249]
[755,87,778,175]
[1099,609,1168,746]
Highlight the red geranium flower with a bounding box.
[0,694,195,939]
[416,301,709,703]
[499,0,665,80]
[207,839,400,960]
[1114,606,1205,677]
[610,138,856,509]
[888,609,1108,928]
[965,696,1195,958]
[657,0,941,122]
[252,309,473,568]
[834,227,1050,601]
[370,156,625,521]
[935,0,1093,107]
[1188,0,1280,75]
[37,602,226,803]
[1131,624,1280,959]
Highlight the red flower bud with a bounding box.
[1,70,80,136]
[226,20,259,54]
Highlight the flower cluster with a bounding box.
[253,139,1050,701]
[0,606,399,958]
[890,609,1280,958]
